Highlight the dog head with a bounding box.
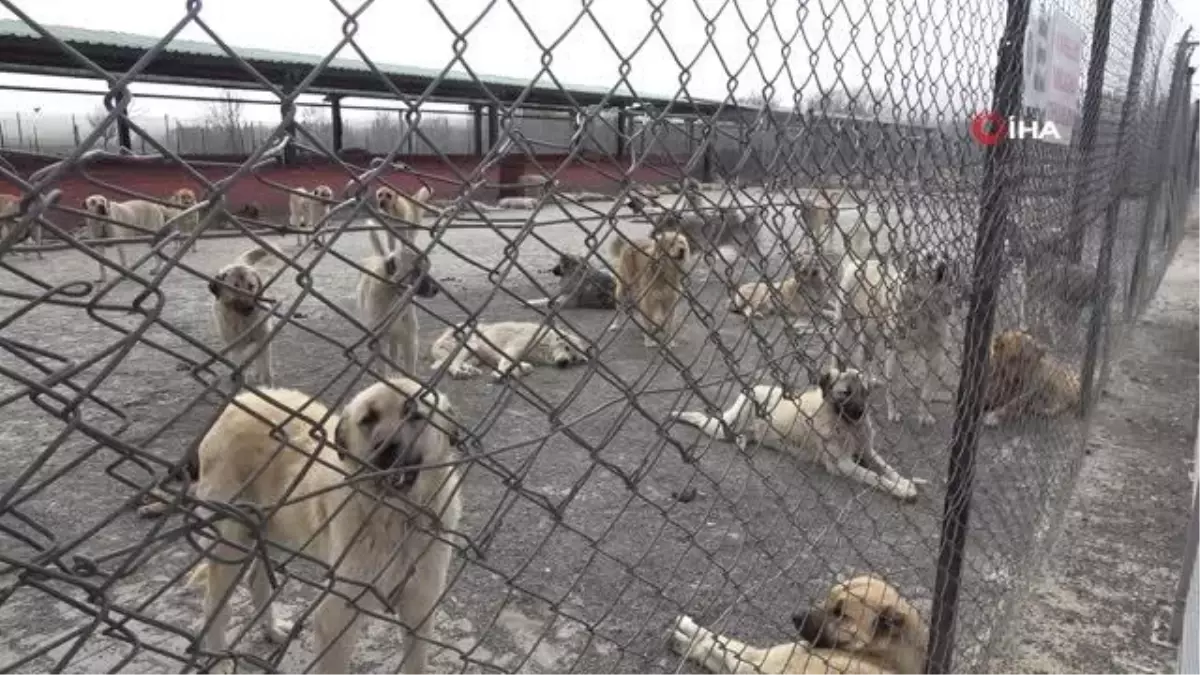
[313,184,334,201]
[334,377,461,494]
[895,250,954,328]
[990,329,1045,375]
[170,188,197,209]
[209,262,263,316]
[84,194,110,217]
[375,186,398,214]
[550,253,587,278]
[381,247,439,298]
[792,253,835,293]
[818,366,870,423]
[653,230,691,265]
[792,575,928,674]
[544,324,592,369]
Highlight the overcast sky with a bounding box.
[0,0,1194,132]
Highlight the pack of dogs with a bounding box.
[4,179,1091,673]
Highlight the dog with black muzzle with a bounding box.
[626,191,766,275]
[609,230,693,348]
[526,252,617,310]
[356,243,440,375]
[668,366,922,500]
[429,320,592,380]
[187,377,464,673]
[209,246,278,387]
[671,574,928,673]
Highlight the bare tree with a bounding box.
[298,105,333,145]
[205,91,247,155]
[737,91,781,110]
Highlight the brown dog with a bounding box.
[983,329,1081,426]
[671,574,928,674]
[608,230,691,348]
[0,192,41,257]
[164,187,201,254]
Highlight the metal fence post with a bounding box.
[1065,0,1117,263]
[1079,0,1158,416]
[924,0,1030,670]
[1127,33,1191,317]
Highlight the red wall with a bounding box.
[0,151,686,230]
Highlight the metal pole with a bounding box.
[486,105,499,151]
[1080,0,1158,415]
[329,95,344,154]
[471,104,483,156]
[1127,36,1188,316]
[116,114,132,153]
[924,0,1029,670]
[1064,0,1118,263]
[616,106,627,161]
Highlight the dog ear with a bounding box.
[384,255,397,277]
[208,273,224,297]
[333,417,348,461]
[934,260,948,284]
[818,370,835,396]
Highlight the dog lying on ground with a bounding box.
[670,574,928,674]
[983,329,1081,426]
[209,247,279,387]
[429,320,591,380]
[372,185,433,253]
[189,377,464,673]
[729,252,838,324]
[527,252,617,310]
[609,231,692,348]
[83,194,168,282]
[833,250,959,426]
[669,366,922,500]
[356,240,440,375]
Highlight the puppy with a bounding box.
[0,192,42,258]
[834,250,957,426]
[209,247,277,387]
[429,320,591,380]
[191,377,463,673]
[305,184,333,245]
[355,244,440,375]
[729,253,837,323]
[528,252,617,310]
[372,185,433,253]
[983,329,1081,426]
[609,231,692,348]
[288,187,315,246]
[163,187,201,254]
[83,194,168,282]
[671,574,928,674]
[669,366,920,500]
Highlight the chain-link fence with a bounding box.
[0,0,1195,672]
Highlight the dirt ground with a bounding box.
[999,212,1199,674]
[0,186,1158,673]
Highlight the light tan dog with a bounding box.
[372,185,433,253]
[83,194,169,281]
[209,247,277,387]
[730,253,837,324]
[833,250,958,426]
[983,329,1081,426]
[608,230,692,348]
[429,320,591,380]
[304,184,333,245]
[0,192,42,257]
[163,187,201,254]
[669,366,920,500]
[190,377,464,673]
[356,243,440,375]
[288,187,315,246]
[671,574,928,674]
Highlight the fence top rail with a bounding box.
[0,18,728,116]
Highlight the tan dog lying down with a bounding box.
[983,329,1081,426]
[671,574,928,674]
[429,320,591,380]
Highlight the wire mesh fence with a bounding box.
[0,0,1195,673]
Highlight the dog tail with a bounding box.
[428,325,462,371]
[186,561,210,588]
[668,409,738,441]
[608,234,629,260]
[236,246,271,267]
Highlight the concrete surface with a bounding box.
[1000,212,1199,674]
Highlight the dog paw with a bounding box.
[263,618,294,644]
[892,479,920,502]
[669,615,699,654]
[982,411,1001,427]
[449,365,480,379]
[174,362,192,372]
[916,411,937,427]
[886,409,903,423]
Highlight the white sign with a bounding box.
[1023,7,1085,144]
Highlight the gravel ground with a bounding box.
[0,187,1130,673]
